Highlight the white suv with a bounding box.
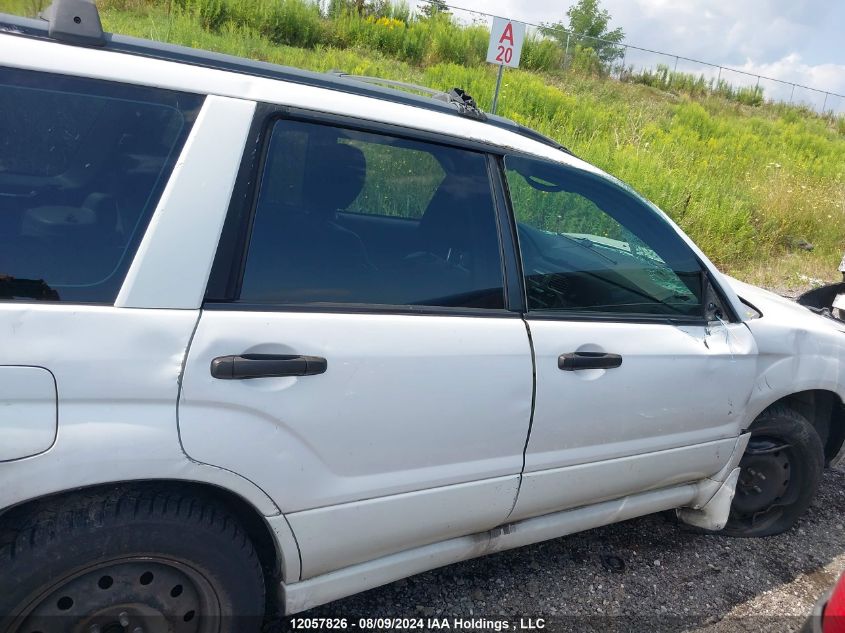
[1,1,843,630]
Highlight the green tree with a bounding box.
[419,0,450,18]
[543,0,625,69]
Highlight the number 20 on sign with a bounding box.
[486,17,526,113]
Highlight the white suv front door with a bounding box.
[179,117,533,578]
[500,155,757,521]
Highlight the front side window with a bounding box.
[239,119,505,309]
[505,156,704,317]
[0,68,203,303]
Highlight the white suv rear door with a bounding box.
[179,115,533,578]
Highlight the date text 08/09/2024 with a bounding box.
[290,617,547,630]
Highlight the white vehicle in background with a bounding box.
[1,1,844,631]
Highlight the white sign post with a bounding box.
[486,17,526,114]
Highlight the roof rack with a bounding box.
[39,0,105,47]
[328,73,486,121]
[326,74,570,152]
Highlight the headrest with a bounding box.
[301,141,366,217]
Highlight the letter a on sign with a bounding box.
[500,22,514,45]
[486,17,526,68]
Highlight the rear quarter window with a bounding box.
[0,68,203,303]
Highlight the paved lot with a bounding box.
[273,465,845,633]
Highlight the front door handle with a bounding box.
[211,354,327,379]
[558,352,622,371]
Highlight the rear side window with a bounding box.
[238,119,505,309]
[0,68,203,303]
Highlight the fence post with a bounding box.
[619,45,627,79]
[563,32,570,71]
[790,84,795,103]
[822,92,829,114]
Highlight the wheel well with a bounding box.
[0,480,283,593]
[769,390,845,464]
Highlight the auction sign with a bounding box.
[486,17,526,113]
[486,16,526,68]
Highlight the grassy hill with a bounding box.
[5,0,845,290]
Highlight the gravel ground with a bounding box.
[270,465,845,633]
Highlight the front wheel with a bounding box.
[722,404,824,537]
[0,486,266,633]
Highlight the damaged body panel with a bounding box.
[677,432,751,530]
[727,277,845,466]
[0,304,281,518]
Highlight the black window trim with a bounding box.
[494,153,741,325]
[205,102,275,303]
[489,154,527,314]
[204,103,522,317]
[204,103,739,324]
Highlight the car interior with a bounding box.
[505,157,706,317]
[239,122,506,309]
[240,121,706,318]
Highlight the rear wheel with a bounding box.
[723,405,824,537]
[0,486,265,633]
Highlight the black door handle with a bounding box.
[558,352,622,371]
[211,354,327,379]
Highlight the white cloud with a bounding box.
[736,54,845,112]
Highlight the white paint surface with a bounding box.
[116,96,255,310]
[0,304,281,517]
[289,475,520,578]
[522,319,758,474]
[0,366,57,461]
[179,311,533,510]
[509,437,737,522]
[282,482,698,613]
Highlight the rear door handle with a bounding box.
[211,354,327,379]
[558,352,622,371]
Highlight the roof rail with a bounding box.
[39,0,105,47]
[329,72,486,121]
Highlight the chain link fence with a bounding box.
[439,2,844,115]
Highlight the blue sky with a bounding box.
[409,0,845,109]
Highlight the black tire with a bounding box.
[0,485,265,633]
[722,404,824,537]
